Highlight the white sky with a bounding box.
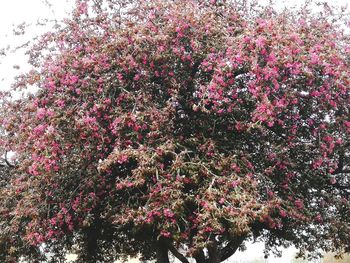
[0,0,348,262]
[0,0,73,93]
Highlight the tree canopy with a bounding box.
[0,0,350,262]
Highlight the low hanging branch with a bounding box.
[167,244,190,263]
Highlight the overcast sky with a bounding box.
[0,0,73,93]
[0,1,348,262]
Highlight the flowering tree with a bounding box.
[1,0,350,262]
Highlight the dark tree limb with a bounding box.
[190,61,201,79]
[155,240,170,263]
[193,248,207,263]
[332,169,350,175]
[207,240,220,263]
[3,152,14,168]
[220,235,246,262]
[332,149,346,175]
[167,244,190,263]
[332,182,350,191]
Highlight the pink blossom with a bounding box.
[36,108,46,120]
[117,154,128,164]
[279,209,287,218]
[70,75,79,85]
[294,199,304,210]
[56,99,65,107]
[255,36,265,48]
[330,177,336,185]
[160,230,171,237]
[310,52,320,65]
[163,208,174,218]
[33,124,46,136]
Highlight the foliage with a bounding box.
[0,0,350,262]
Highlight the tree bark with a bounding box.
[219,235,246,262]
[168,244,190,263]
[155,241,170,263]
[154,235,246,263]
[207,240,220,263]
[194,249,207,263]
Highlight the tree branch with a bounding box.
[332,182,350,191]
[208,240,220,263]
[155,240,170,263]
[332,149,345,175]
[332,169,350,175]
[3,152,14,168]
[220,235,246,262]
[193,249,207,263]
[167,244,190,263]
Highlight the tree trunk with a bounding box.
[155,241,170,263]
[207,241,220,263]
[194,249,207,263]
